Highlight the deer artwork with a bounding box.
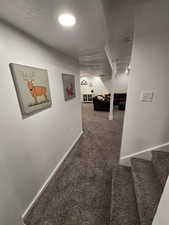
[24,78,48,105]
[66,83,74,97]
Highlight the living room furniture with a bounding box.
[113,93,127,106]
[93,93,127,111]
[93,95,110,111]
[114,93,127,110]
[83,94,93,102]
[118,101,126,110]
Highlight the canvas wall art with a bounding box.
[10,63,52,116]
[62,74,76,101]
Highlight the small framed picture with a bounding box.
[62,73,76,101]
[10,63,52,116]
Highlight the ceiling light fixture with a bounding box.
[58,14,76,27]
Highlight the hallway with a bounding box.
[25,104,124,225]
[1,1,169,224]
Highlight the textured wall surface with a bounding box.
[0,22,82,225]
[121,0,169,157]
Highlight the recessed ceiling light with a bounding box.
[58,14,76,27]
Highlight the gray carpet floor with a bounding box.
[152,151,169,188]
[131,158,163,225]
[24,104,124,225]
[110,166,140,225]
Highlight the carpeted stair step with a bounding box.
[131,158,163,225]
[152,150,169,188]
[110,165,140,225]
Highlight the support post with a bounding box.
[105,45,117,120]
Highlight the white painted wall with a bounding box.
[114,73,129,93]
[0,22,82,225]
[80,73,128,101]
[80,76,111,101]
[152,176,169,225]
[121,0,169,158]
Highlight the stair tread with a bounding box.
[152,151,169,188]
[110,165,140,225]
[131,158,163,225]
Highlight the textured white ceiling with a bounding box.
[0,0,107,58]
[102,0,149,74]
[0,0,147,75]
[101,0,135,73]
[79,49,111,77]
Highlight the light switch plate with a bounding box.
[140,91,154,102]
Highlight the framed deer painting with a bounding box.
[62,74,76,101]
[10,63,52,116]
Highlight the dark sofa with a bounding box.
[93,95,110,112]
[93,93,127,111]
[113,93,127,106]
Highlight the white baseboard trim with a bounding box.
[22,130,83,220]
[120,141,169,166]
